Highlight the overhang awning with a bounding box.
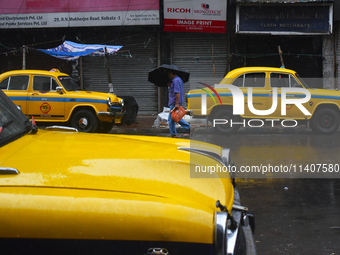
[37,40,123,61]
[235,0,333,2]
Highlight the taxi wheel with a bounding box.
[71,109,98,133]
[234,224,247,255]
[311,108,340,134]
[120,96,139,125]
[212,108,241,134]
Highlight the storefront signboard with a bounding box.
[164,0,227,34]
[0,0,159,28]
[236,5,332,35]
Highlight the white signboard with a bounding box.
[0,0,159,28]
[164,0,227,33]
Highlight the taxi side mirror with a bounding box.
[56,86,63,94]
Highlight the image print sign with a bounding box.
[164,0,227,33]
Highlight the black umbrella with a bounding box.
[148,64,190,87]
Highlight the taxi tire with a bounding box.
[120,96,139,125]
[97,122,114,133]
[71,109,98,133]
[234,225,247,255]
[311,107,340,134]
[212,108,241,134]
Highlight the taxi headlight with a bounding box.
[107,97,111,105]
[107,97,111,111]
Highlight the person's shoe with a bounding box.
[171,134,178,138]
[181,133,190,137]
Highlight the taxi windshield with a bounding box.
[0,90,32,147]
[296,73,310,89]
[58,76,81,91]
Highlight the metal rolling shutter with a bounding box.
[171,33,228,101]
[82,33,159,114]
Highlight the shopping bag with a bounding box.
[171,106,187,123]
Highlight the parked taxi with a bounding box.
[0,89,255,254]
[188,67,340,134]
[0,69,124,132]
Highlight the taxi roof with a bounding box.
[0,69,69,78]
[226,67,296,78]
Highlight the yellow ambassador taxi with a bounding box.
[0,69,124,133]
[0,90,255,254]
[188,67,340,134]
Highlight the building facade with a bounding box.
[0,0,337,114]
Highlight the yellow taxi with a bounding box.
[0,89,255,254]
[188,67,340,134]
[0,69,124,132]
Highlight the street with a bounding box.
[1,0,340,254]
[191,126,340,254]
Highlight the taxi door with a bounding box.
[237,72,270,118]
[269,73,306,119]
[27,76,65,121]
[0,75,29,113]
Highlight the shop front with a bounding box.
[232,0,334,89]
[162,0,229,103]
[0,0,161,114]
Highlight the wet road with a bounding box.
[191,127,340,254]
[237,178,340,255]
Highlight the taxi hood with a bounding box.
[66,90,121,102]
[0,130,234,212]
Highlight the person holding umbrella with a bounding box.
[167,69,191,138]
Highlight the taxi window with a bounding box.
[271,73,302,88]
[58,76,81,91]
[244,73,265,87]
[232,73,266,87]
[271,73,289,87]
[233,75,244,87]
[0,78,9,90]
[6,76,29,90]
[33,76,51,91]
[51,79,59,90]
[291,76,302,88]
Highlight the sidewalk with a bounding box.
[110,115,172,135]
[110,115,200,135]
[110,115,313,135]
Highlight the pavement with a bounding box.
[110,114,313,135]
[110,115,194,135]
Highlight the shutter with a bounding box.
[82,32,159,114]
[171,33,228,100]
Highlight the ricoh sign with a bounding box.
[164,0,227,33]
[201,85,312,128]
[167,8,191,13]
